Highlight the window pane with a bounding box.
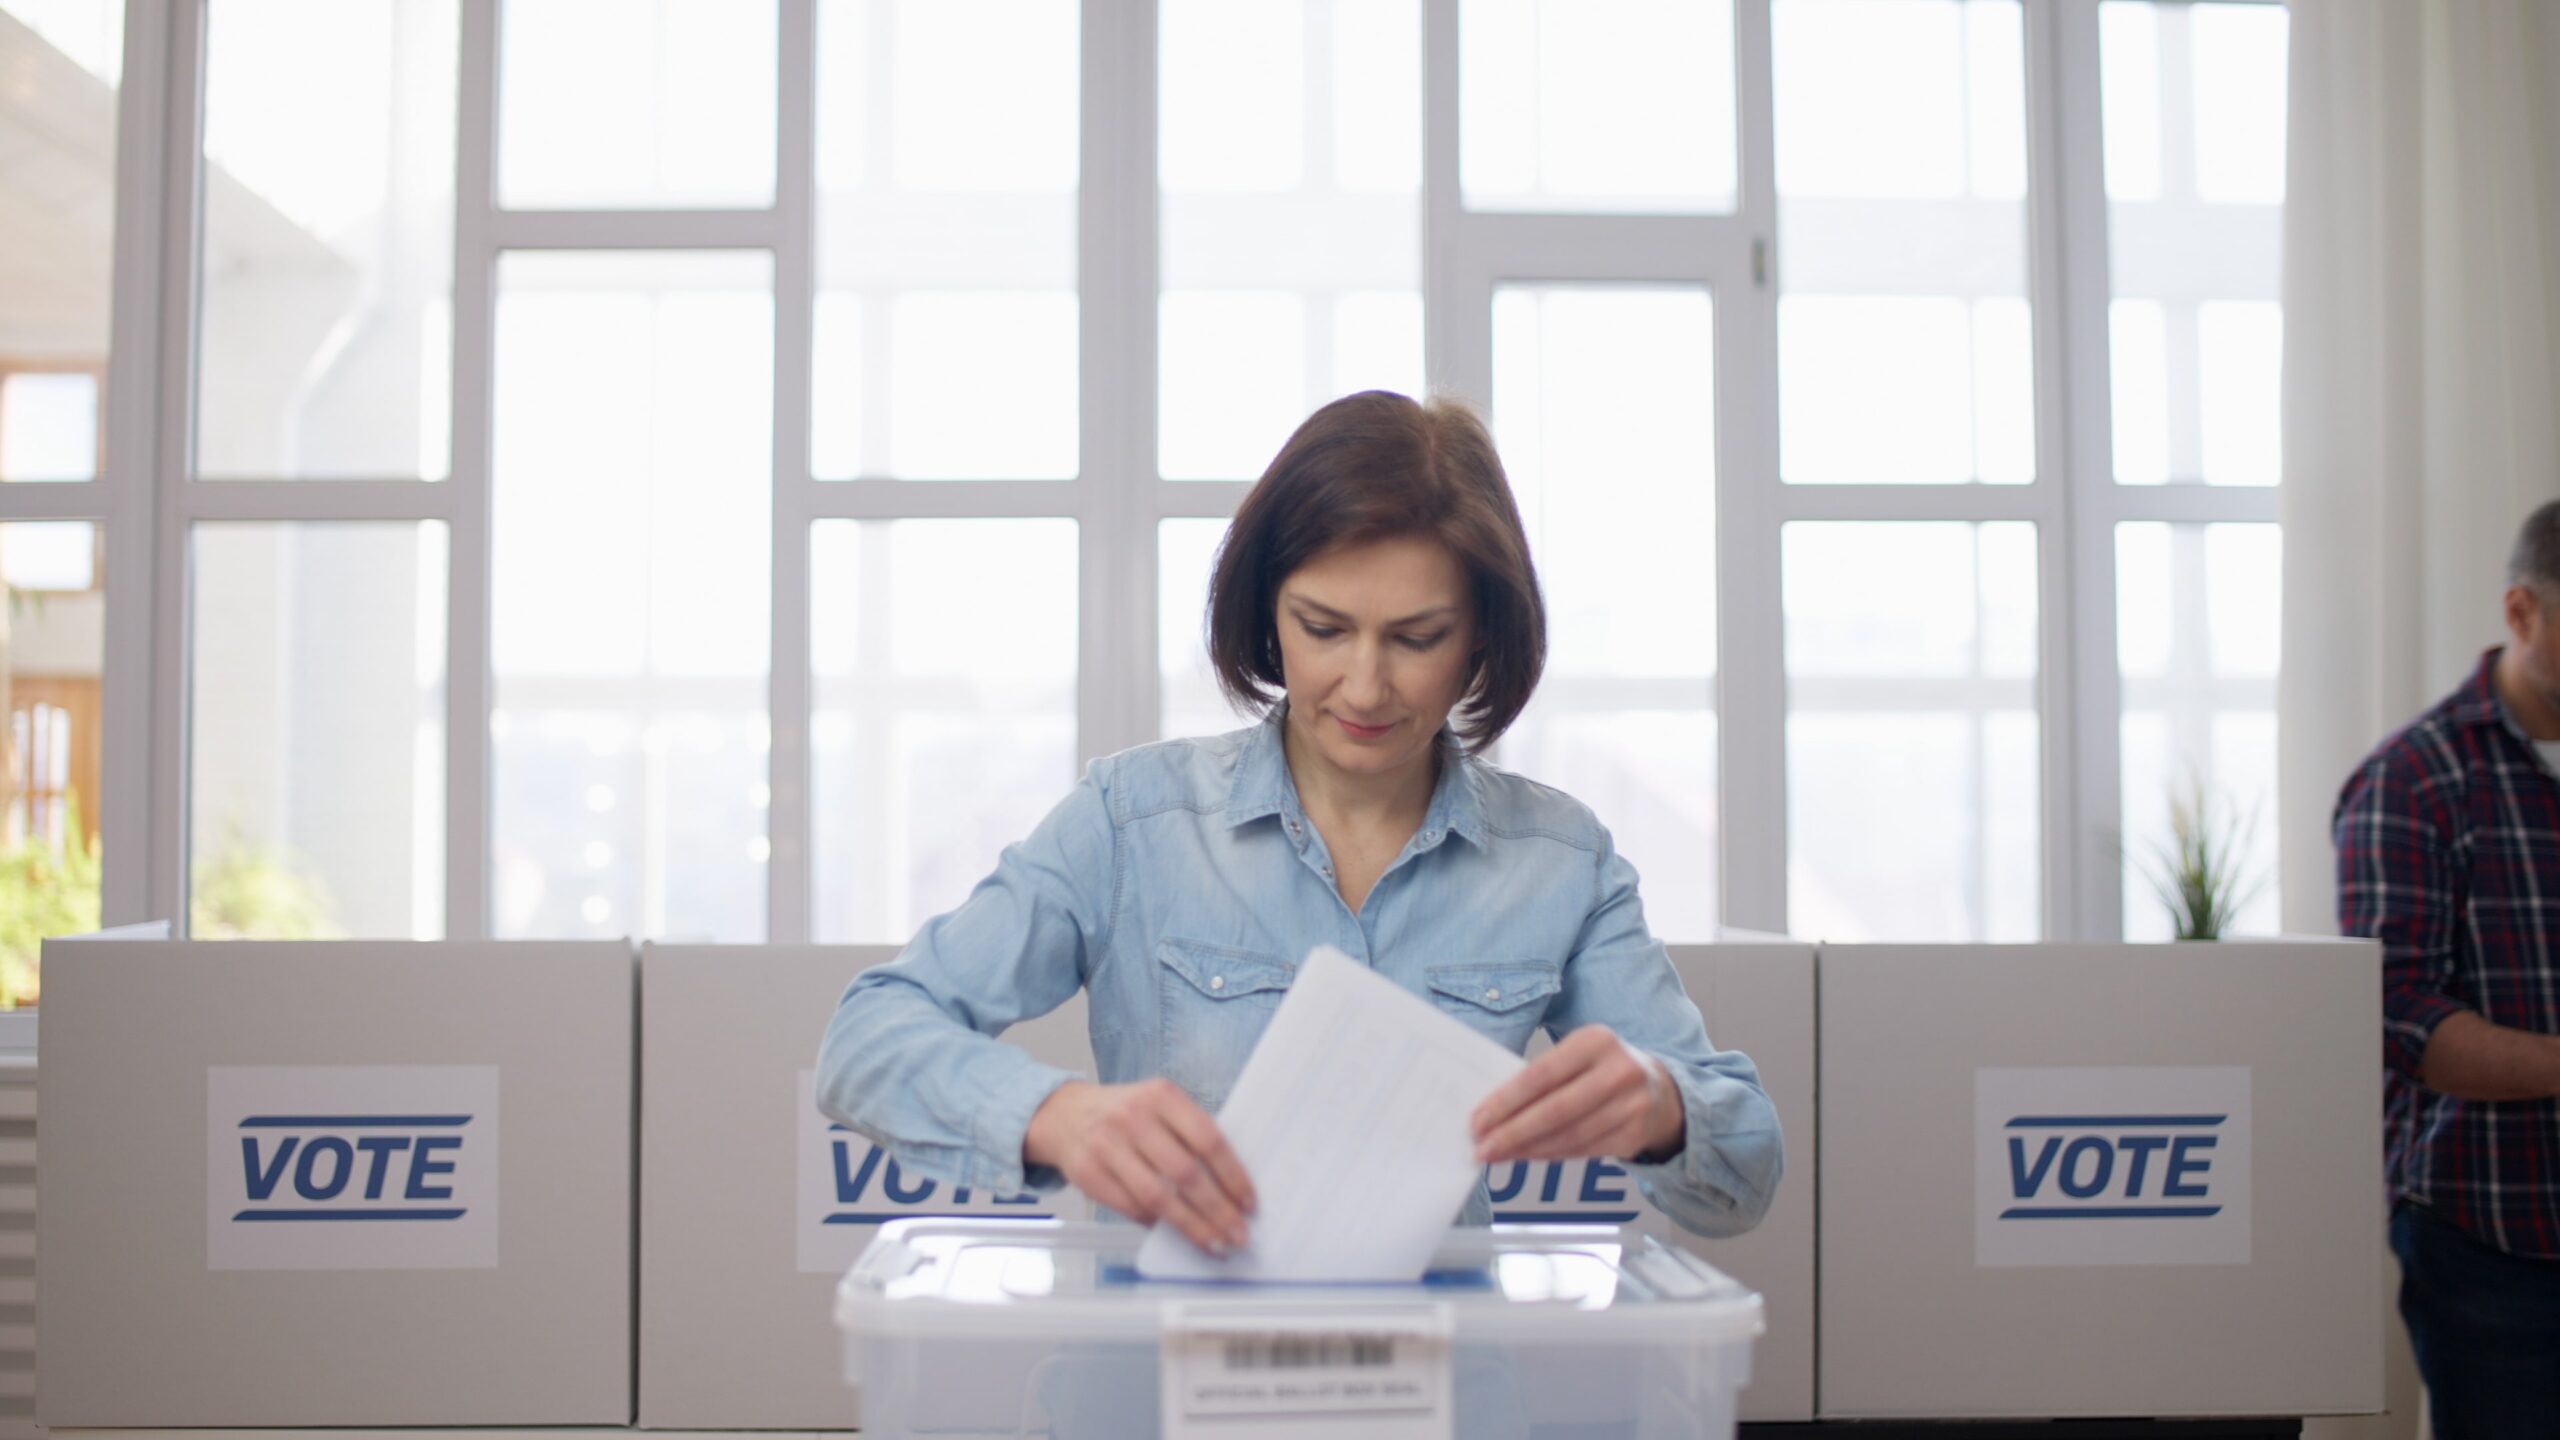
[190,522,448,940]
[1461,0,1736,214]
[1,1,121,485]
[2116,521,2279,938]
[1159,517,1239,741]
[2102,2,2285,487]
[498,0,776,209]
[0,374,101,482]
[1162,0,1420,480]
[2190,6,2288,205]
[1785,521,2039,940]
[1494,285,1718,939]
[814,0,1078,480]
[1775,0,2031,485]
[812,519,1077,942]
[0,521,93,591]
[492,251,771,942]
[0,521,106,1005]
[197,0,456,480]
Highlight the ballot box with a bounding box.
[834,1219,1764,1440]
[36,939,635,1426]
[636,944,1094,1429]
[1816,939,2384,1420]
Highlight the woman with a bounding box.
[815,391,1781,1257]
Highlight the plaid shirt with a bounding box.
[2335,647,2560,1258]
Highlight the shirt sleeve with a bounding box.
[812,760,1118,1196]
[2334,750,2469,1081]
[1544,827,1784,1239]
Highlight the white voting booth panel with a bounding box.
[635,938,1815,1428]
[36,939,634,1426]
[1817,940,2384,1420]
[637,944,1095,1429]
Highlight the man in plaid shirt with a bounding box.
[2336,501,2560,1436]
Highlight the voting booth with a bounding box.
[35,938,635,1426]
[637,943,1095,1428]
[633,937,1817,1428]
[1815,939,2384,1420]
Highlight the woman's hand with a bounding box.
[1471,1025,1686,1165]
[1025,1078,1258,1254]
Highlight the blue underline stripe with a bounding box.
[239,1115,472,1128]
[824,1212,1056,1225]
[2004,1115,2225,1128]
[234,1208,468,1221]
[1490,1210,1642,1224]
[2000,1205,2222,1220]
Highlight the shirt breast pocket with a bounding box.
[1423,962,1562,1054]
[1156,938,1296,1110]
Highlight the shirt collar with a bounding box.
[2459,645,2526,738]
[1223,707,1488,847]
[2472,646,2560,764]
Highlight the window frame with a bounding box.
[58,0,2282,943]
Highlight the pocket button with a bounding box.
[1210,976,1225,991]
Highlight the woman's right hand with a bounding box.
[1024,1078,1258,1255]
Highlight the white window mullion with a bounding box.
[444,0,499,940]
[484,209,778,250]
[1771,485,2051,524]
[1154,479,1253,521]
[2040,0,2121,941]
[97,0,178,926]
[2021,0,2086,941]
[1420,0,1482,403]
[0,488,111,523]
[2104,484,2280,526]
[176,482,460,524]
[802,481,1087,521]
[1718,0,1786,934]
[145,0,207,932]
[1082,0,1158,760]
[768,0,818,944]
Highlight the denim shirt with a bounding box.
[814,711,1784,1238]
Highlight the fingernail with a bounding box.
[1475,1141,1494,1163]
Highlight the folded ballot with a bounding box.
[1136,944,1528,1282]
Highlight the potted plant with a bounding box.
[2136,777,2271,941]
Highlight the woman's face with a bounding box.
[1273,533,1478,788]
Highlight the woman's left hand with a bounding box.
[1471,1025,1686,1165]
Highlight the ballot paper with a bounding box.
[1136,945,1527,1282]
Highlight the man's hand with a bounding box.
[1025,1078,1258,1254]
[1471,1025,1686,1165]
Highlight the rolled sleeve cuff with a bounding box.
[963,1058,1083,1197]
[1624,1053,1783,1240]
[2383,990,2470,1080]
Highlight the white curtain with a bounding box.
[2278,0,2560,937]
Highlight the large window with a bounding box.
[67,0,2288,946]
[0,0,123,1002]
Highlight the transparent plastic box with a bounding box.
[835,1219,1763,1440]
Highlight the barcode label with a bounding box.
[1221,1334,1397,1371]
[1163,1304,1454,1437]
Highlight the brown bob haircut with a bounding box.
[1207,390,1546,752]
